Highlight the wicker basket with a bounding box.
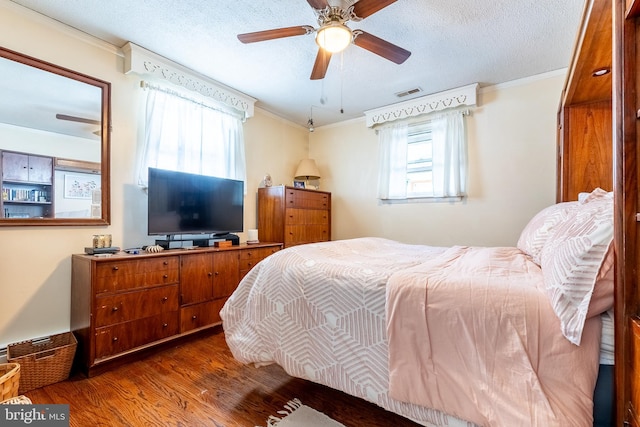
[7,332,77,393]
[0,395,32,405]
[0,363,20,401]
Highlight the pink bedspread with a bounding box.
[386,245,601,427]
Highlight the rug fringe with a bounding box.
[258,398,304,427]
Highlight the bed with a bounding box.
[220,188,614,427]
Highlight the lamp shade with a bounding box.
[294,159,321,180]
[315,23,352,53]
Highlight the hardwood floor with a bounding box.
[24,327,422,426]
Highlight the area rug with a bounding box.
[259,398,346,427]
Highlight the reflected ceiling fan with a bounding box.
[56,113,101,136]
[237,0,411,80]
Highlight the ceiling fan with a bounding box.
[55,113,100,126]
[56,113,101,136]
[237,0,411,80]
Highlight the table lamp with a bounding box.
[294,159,321,189]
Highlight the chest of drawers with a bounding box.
[258,186,331,248]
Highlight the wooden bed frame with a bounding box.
[558,0,639,424]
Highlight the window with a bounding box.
[377,110,467,201]
[137,83,246,190]
[406,121,434,197]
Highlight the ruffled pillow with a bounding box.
[517,201,579,265]
[539,191,613,345]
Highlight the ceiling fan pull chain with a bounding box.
[340,52,344,114]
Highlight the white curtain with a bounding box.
[377,121,409,199]
[431,110,467,197]
[137,85,246,189]
[377,109,467,200]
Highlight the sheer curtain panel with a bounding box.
[377,121,409,199]
[137,85,246,189]
[377,110,467,201]
[431,110,467,197]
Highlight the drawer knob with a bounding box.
[112,306,119,312]
[112,266,119,271]
[112,337,118,342]
[163,274,168,279]
[215,271,219,276]
[163,261,168,265]
[208,272,213,277]
[163,323,168,328]
[247,252,252,256]
[192,315,197,320]
[162,296,168,302]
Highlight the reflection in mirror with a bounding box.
[0,46,110,225]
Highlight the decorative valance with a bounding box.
[122,42,256,118]
[364,83,478,127]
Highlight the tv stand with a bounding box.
[206,233,239,246]
[155,233,240,249]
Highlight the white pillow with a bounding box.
[517,201,580,265]
[539,191,613,345]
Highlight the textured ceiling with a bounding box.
[8,0,585,128]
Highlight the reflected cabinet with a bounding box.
[1,150,54,218]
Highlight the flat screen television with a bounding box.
[147,167,244,237]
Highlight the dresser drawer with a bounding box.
[180,299,226,333]
[284,208,329,225]
[239,246,279,268]
[284,225,330,245]
[239,246,280,278]
[95,256,179,293]
[95,311,179,359]
[285,189,330,210]
[239,246,280,260]
[94,285,179,327]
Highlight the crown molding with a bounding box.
[122,42,255,118]
[480,69,567,93]
[364,83,478,127]
[1,1,120,56]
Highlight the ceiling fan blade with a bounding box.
[352,0,397,19]
[353,30,411,64]
[307,0,330,10]
[237,26,313,44]
[56,113,100,125]
[310,48,332,80]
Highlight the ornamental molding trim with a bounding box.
[122,42,255,118]
[364,83,478,127]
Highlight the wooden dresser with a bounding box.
[258,186,331,248]
[71,242,281,376]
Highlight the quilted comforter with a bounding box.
[220,238,601,427]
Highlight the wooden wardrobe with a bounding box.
[559,0,639,424]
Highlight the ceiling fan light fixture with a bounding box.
[316,23,352,53]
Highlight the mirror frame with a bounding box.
[0,46,110,226]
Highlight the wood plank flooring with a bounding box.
[24,327,422,426]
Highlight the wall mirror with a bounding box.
[0,46,110,226]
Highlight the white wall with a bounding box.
[0,1,308,350]
[0,0,564,351]
[310,73,563,247]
